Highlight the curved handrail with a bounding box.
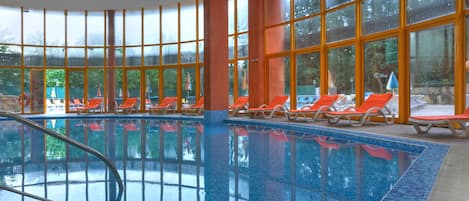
[0,186,50,201]
[0,111,124,201]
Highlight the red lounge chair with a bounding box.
[361,145,392,160]
[266,129,289,142]
[88,123,103,131]
[247,96,289,118]
[314,136,340,150]
[76,98,102,114]
[229,96,249,116]
[116,97,138,113]
[149,97,177,114]
[409,108,469,137]
[287,95,341,121]
[326,93,395,126]
[124,123,138,131]
[182,97,204,115]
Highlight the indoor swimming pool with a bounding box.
[0,117,447,201]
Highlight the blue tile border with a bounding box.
[0,114,447,201]
[224,118,448,201]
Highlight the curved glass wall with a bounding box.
[0,1,213,114]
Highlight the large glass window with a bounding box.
[268,56,290,108]
[182,67,196,104]
[144,69,159,108]
[181,42,196,64]
[125,47,141,66]
[24,47,44,67]
[24,9,44,45]
[106,10,122,46]
[181,3,197,42]
[265,0,290,26]
[67,11,85,46]
[144,9,160,45]
[67,48,85,67]
[87,69,104,100]
[296,52,320,108]
[162,7,178,43]
[295,16,321,49]
[127,69,141,109]
[0,68,21,112]
[88,48,105,67]
[266,24,291,54]
[326,5,356,43]
[0,46,21,66]
[238,60,249,97]
[410,25,454,115]
[326,0,353,9]
[163,68,177,97]
[364,38,399,115]
[0,6,21,44]
[68,70,84,111]
[162,44,178,65]
[46,48,65,67]
[87,12,105,46]
[125,10,142,45]
[328,46,355,108]
[294,0,320,19]
[361,0,399,35]
[46,11,65,46]
[144,46,160,66]
[407,0,455,25]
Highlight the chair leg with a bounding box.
[411,123,433,134]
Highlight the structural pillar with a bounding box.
[107,10,117,112]
[203,0,229,124]
[248,0,265,107]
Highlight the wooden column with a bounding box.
[248,0,265,107]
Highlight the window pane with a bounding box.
[362,0,399,35]
[107,11,123,46]
[182,67,196,104]
[46,11,65,46]
[24,9,44,45]
[199,66,204,96]
[198,2,204,39]
[68,70,84,111]
[295,16,321,49]
[67,11,85,46]
[266,0,290,26]
[181,42,196,64]
[162,7,178,43]
[364,38,399,115]
[46,48,65,66]
[229,36,235,59]
[25,68,45,113]
[237,0,249,32]
[266,24,291,54]
[198,41,204,62]
[162,44,178,65]
[229,0,235,34]
[410,25,454,115]
[0,46,21,66]
[294,0,320,18]
[87,12,105,46]
[127,69,141,109]
[181,3,196,42]
[144,46,160,66]
[68,48,85,67]
[87,69,104,101]
[407,0,455,25]
[296,52,320,108]
[268,56,291,109]
[229,63,234,100]
[24,47,44,67]
[0,6,21,44]
[0,68,21,112]
[238,34,248,58]
[328,46,355,108]
[238,60,249,97]
[145,69,159,108]
[144,9,160,44]
[326,0,353,9]
[326,5,356,43]
[111,47,124,67]
[163,68,177,97]
[115,69,124,104]
[126,47,141,66]
[126,10,142,45]
[88,48,105,67]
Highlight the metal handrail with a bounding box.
[0,186,50,201]
[0,111,124,201]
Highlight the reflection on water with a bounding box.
[0,119,417,201]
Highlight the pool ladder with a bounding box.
[0,111,124,201]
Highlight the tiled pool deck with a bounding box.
[4,113,469,201]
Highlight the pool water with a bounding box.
[0,118,417,201]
